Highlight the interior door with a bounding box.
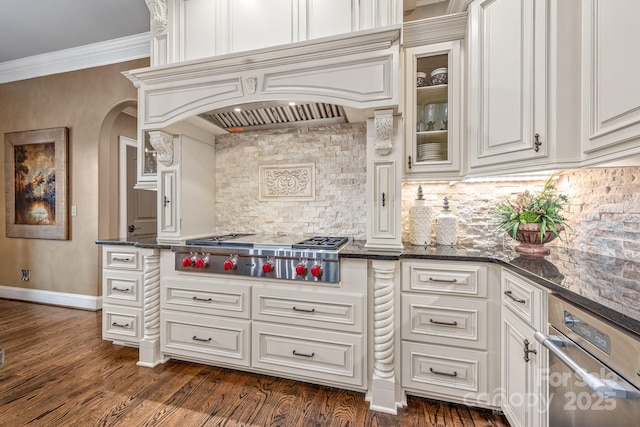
[120,136,157,239]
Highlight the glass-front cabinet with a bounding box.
[404,41,461,179]
[136,131,158,190]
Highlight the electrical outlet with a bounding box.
[21,269,29,281]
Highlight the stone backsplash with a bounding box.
[213,120,639,261]
[402,166,640,262]
[214,123,367,239]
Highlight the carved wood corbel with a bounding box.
[145,0,168,33]
[374,109,394,156]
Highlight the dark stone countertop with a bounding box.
[95,237,171,250]
[97,237,639,337]
[342,240,640,337]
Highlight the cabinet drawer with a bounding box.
[402,341,488,399]
[103,247,140,270]
[252,286,364,333]
[502,270,545,330]
[402,261,487,297]
[103,304,142,343]
[401,295,487,350]
[103,271,143,307]
[162,311,250,367]
[162,278,250,319]
[252,322,364,388]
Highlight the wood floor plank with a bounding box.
[0,299,510,427]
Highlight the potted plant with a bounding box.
[493,172,569,255]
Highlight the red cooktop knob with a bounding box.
[295,264,307,276]
[310,264,322,278]
[262,262,273,274]
[223,259,236,271]
[195,257,208,269]
[182,257,193,267]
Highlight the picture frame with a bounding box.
[4,127,69,240]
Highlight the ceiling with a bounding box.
[0,0,150,63]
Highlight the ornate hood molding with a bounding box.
[124,26,401,131]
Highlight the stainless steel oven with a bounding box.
[535,295,640,426]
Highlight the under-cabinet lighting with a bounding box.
[289,102,296,106]
[462,170,557,183]
[234,107,242,112]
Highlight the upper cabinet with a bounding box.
[136,131,158,190]
[404,41,462,179]
[466,0,582,176]
[581,0,640,165]
[402,14,466,181]
[152,0,402,65]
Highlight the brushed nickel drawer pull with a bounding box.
[192,296,213,302]
[292,350,315,358]
[430,367,458,377]
[111,322,130,328]
[504,290,526,304]
[428,277,457,283]
[192,336,212,343]
[292,306,315,313]
[112,286,132,292]
[429,319,458,327]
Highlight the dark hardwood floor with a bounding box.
[0,299,509,426]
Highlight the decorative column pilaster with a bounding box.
[137,251,166,367]
[367,259,405,413]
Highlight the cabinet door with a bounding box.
[159,168,178,236]
[581,0,640,163]
[468,0,547,168]
[502,308,546,427]
[405,41,461,177]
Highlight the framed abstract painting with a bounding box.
[4,127,69,240]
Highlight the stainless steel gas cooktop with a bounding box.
[174,234,350,283]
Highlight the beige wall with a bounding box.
[0,58,148,297]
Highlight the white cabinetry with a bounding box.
[161,276,252,367]
[156,130,216,244]
[102,245,163,368]
[401,260,500,408]
[467,0,581,176]
[501,270,548,427]
[252,259,367,389]
[581,0,640,165]
[159,252,368,391]
[404,41,462,179]
[366,113,403,250]
[159,0,401,65]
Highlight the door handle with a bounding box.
[127,224,141,233]
[163,196,170,207]
[534,332,635,399]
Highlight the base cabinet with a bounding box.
[159,252,367,391]
[102,246,155,346]
[501,270,548,427]
[400,260,501,409]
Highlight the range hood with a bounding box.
[199,101,347,132]
[124,27,401,133]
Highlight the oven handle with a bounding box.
[534,331,636,399]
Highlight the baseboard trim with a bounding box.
[0,286,102,311]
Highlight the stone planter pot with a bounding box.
[512,223,564,256]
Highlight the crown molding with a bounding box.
[0,32,150,84]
